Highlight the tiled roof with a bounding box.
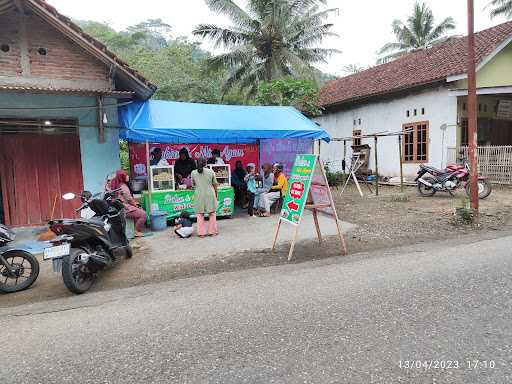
[319,21,512,108]
[0,85,135,97]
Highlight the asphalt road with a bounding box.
[1,235,511,384]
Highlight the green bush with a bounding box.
[325,166,346,187]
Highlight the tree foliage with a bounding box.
[193,0,339,97]
[78,19,246,104]
[488,0,512,18]
[256,77,321,116]
[378,1,456,63]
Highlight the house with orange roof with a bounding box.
[316,21,512,181]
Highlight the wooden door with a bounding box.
[0,132,83,226]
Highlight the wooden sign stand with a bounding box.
[272,155,347,261]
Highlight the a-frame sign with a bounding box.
[272,154,347,261]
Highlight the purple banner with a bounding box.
[259,139,313,176]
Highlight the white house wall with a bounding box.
[315,87,458,177]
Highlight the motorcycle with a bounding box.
[415,161,492,199]
[0,224,40,293]
[43,188,133,294]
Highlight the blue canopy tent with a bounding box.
[119,100,330,144]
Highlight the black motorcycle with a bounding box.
[43,188,133,294]
[0,225,40,293]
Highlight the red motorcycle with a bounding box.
[415,161,492,199]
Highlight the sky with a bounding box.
[47,0,506,76]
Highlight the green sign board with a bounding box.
[280,154,318,225]
[142,186,235,220]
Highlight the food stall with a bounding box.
[140,164,235,220]
[119,100,330,222]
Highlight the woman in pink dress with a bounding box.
[110,170,147,237]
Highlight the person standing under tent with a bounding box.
[244,163,257,216]
[258,163,288,217]
[207,149,225,165]
[191,159,219,237]
[150,147,168,167]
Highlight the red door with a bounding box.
[0,132,83,226]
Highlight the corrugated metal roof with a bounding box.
[0,85,134,97]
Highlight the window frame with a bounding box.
[402,121,429,163]
[353,129,362,147]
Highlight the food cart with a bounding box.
[140,164,235,221]
[119,100,331,224]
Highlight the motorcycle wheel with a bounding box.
[465,180,492,200]
[417,177,436,197]
[125,245,133,259]
[0,250,40,293]
[62,248,96,294]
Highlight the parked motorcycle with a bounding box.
[43,188,133,294]
[0,225,40,293]
[415,161,492,199]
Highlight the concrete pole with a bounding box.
[467,0,479,212]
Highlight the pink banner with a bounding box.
[129,143,260,176]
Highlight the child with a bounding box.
[244,163,257,216]
[174,211,194,238]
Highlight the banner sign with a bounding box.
[260,139,313,176]
[142,188,235,220]
[273,154,346,261]
[129,143,259,177]
[280,154,317,225]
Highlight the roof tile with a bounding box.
[319,21,512,108]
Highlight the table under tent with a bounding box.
[119,100,330,222]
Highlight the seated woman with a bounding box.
[110,170,147,237]
[174,148,196,187]
[258,163,288,217]
[253,163,274,216]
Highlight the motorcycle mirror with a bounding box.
[62,193,76,200]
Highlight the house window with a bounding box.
[403,122,429,162]
[406,110,410,117]
[414,109,417,116]
[421,107,425,115]
[353,129,362,147]
[358,118,361,125]
[0,44,9,53]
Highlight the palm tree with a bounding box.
[488,0,512,18]
[378,1,456,63]
[193,0,338,97]
[342,64,365,75]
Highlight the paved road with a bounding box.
[1,235,511,384]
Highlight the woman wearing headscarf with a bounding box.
[110,170,147,237]
[191,159,219,237]
[174,147,196,185]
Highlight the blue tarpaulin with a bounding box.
[119,100,330,144]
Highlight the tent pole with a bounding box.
[145,140,153,216]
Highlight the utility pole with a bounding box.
[467,0,479,212]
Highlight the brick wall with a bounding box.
[0,10,111,87]
[0,11,21,76]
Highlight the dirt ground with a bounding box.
[2,184,512,307]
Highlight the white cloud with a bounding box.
[47,0,506,75]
